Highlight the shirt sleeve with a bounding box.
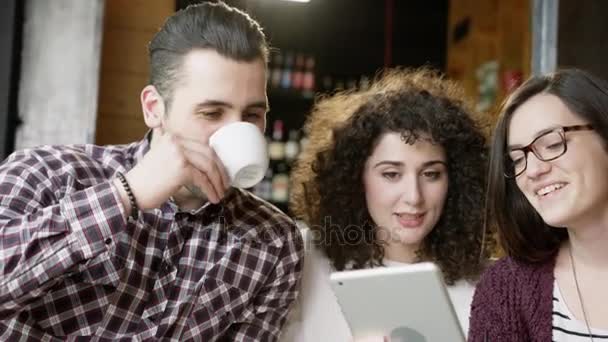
[221,223,305,341]
[0,149,128,318]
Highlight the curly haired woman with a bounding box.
[280,68,493,341]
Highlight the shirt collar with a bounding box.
[122,130,152,171]
[135,130,152,164]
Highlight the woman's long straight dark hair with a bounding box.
[487,68,608,263]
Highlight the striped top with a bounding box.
[553,280,608,341]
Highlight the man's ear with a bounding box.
[141,85,166,129]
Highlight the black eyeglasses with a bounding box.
[503,124,594,178]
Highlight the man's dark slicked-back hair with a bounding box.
[148,1,269,110]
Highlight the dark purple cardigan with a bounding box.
[468,255,557,342]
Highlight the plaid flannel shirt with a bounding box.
[0,136,303,341]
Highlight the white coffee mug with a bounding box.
[209,122,269,189]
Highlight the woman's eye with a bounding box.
[545,142,564,150]
[382,172,400,180]
[422,171,441,180]
[512,157,525,166]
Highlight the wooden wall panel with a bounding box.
[104,0,174,31]
[97,71,147,120]
[95,0,174,145]
[95,116,148,146]
[447,0,530,121]
[100,28,154,75]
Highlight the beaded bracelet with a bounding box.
[116,172,138,220]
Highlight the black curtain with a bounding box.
[0,0,24,160]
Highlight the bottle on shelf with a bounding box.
[253,167,273,200]
[359,75,371,90]
[335,78,345,91]
[300,134,309,153]
[268,120,285,162]
[271,162,290,204]
[302,55,315,98]
[281,52,294,90]
[291,54,305,91]
[266,120,290,205]
[284,130,300,164]
[270,52,283,90]
[321,75,333,93]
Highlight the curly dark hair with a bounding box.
[290,68,493,285]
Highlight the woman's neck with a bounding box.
[567,223,608,269]
[383,243,419,264]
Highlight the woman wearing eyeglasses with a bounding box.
[468,68,608,341]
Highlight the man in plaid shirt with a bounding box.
[0,2,303,341]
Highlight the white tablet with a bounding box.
[329,262,465,342]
